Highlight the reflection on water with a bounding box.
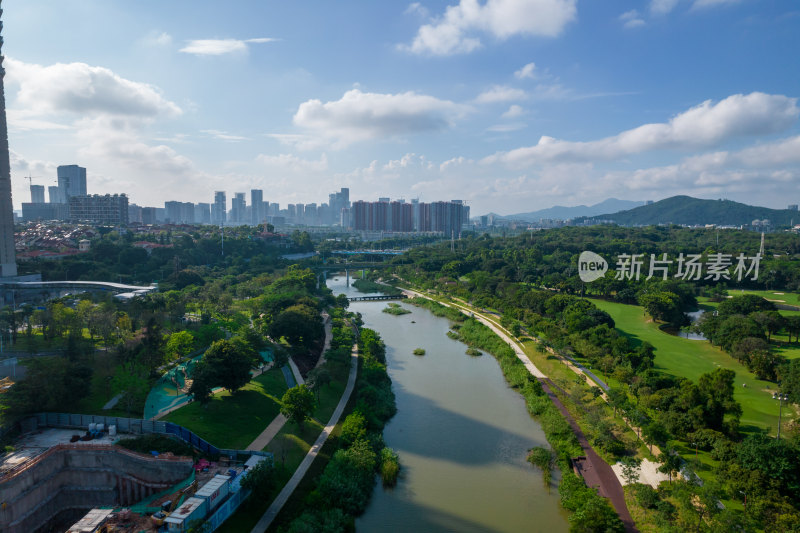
[326,275,569,533]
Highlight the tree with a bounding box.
[281,385,316,426]
[620,457,642,485]
[188,364,214,405]
[269,305,323,348]
[657,449,682,483]
[307,367,331,401]
[240,457,277,499]
[643,421,669,453]
[166,331,195,362]
[202,338,256,393]
[639,291,684,325]
[698,368,742,431]
[778,358,800,404]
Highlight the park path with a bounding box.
[250,340,359,533]
[245,311,334,452]
[401,287,637,532]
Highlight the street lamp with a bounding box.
[773,392,789,439]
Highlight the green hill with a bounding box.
[582,195,798,227]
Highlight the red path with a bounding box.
[540,378,638,533]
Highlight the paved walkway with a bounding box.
[247,413,288,452]
[288,358,304,386]
[251,341,359,533]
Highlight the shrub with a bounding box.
[380,447,400,487]
[633,483,659,509]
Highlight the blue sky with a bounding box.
[3,0,799,215]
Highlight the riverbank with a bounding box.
[402,289,632,532]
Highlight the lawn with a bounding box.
[591,299,792,436]
[164,368,288,450]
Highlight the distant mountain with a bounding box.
[582,195,798,227]
[501,198,644,221]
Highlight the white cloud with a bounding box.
[256,153,329,174]
[405,2,430,17]
[619,10,646,28]
[78,118,193,175]
[402,0,577,56]
[650,0,738,16]
[692,0,741,9]
[179,38,277,56]
[293,89,468,148]
[201,129,250,142]
[514,62,537,79]
[487,122,526,132]
[5,58,182,119]
[142,31,173,47]
[502,104,525,118]
[650,0,681,15]
[440,156,474,171]
[6,109,69,131]
[475,85,527,103]
[383,153,421,171]
[484,92,799,166]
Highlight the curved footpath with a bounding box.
[247,311,333,452]
[401,288,637,533]
[250,340,359,533]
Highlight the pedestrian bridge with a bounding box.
[347,294,408,302]
[0,280,157,304]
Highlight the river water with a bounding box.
[327,277,569,533]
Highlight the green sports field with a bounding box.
[591,299,794,436]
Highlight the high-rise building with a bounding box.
[0,6,17,276]
[128,203,143,224]
[57,165,87,201]
[142,207,158,225]
[29,184,44,203]
[251,189,263,225]
[195,203,211,224]
[165,201,195,224]
[69,194,129,225]
[212,191,226,224]
[352,198,466,236]
[48,185,64,203]
[231,192,246,224]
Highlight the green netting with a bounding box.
[119,470,195,514]
[144,349,273,420]
[143,355,203,420]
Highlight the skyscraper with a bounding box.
[29,184,45,203]
[250,189,263,225]
[57,165,87,200]
[0,3,17,277]
[231,192,246,224]
[212,191,226,224]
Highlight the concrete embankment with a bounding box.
[0,444,193,533]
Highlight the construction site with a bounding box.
[0,423,268,533]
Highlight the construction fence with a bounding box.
[21,412,272,463]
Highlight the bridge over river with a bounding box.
[347,294,408,302]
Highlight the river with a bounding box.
[327,276,569,533]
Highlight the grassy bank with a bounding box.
[164,368,287,450]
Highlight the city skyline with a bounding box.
[1,1,799,214]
